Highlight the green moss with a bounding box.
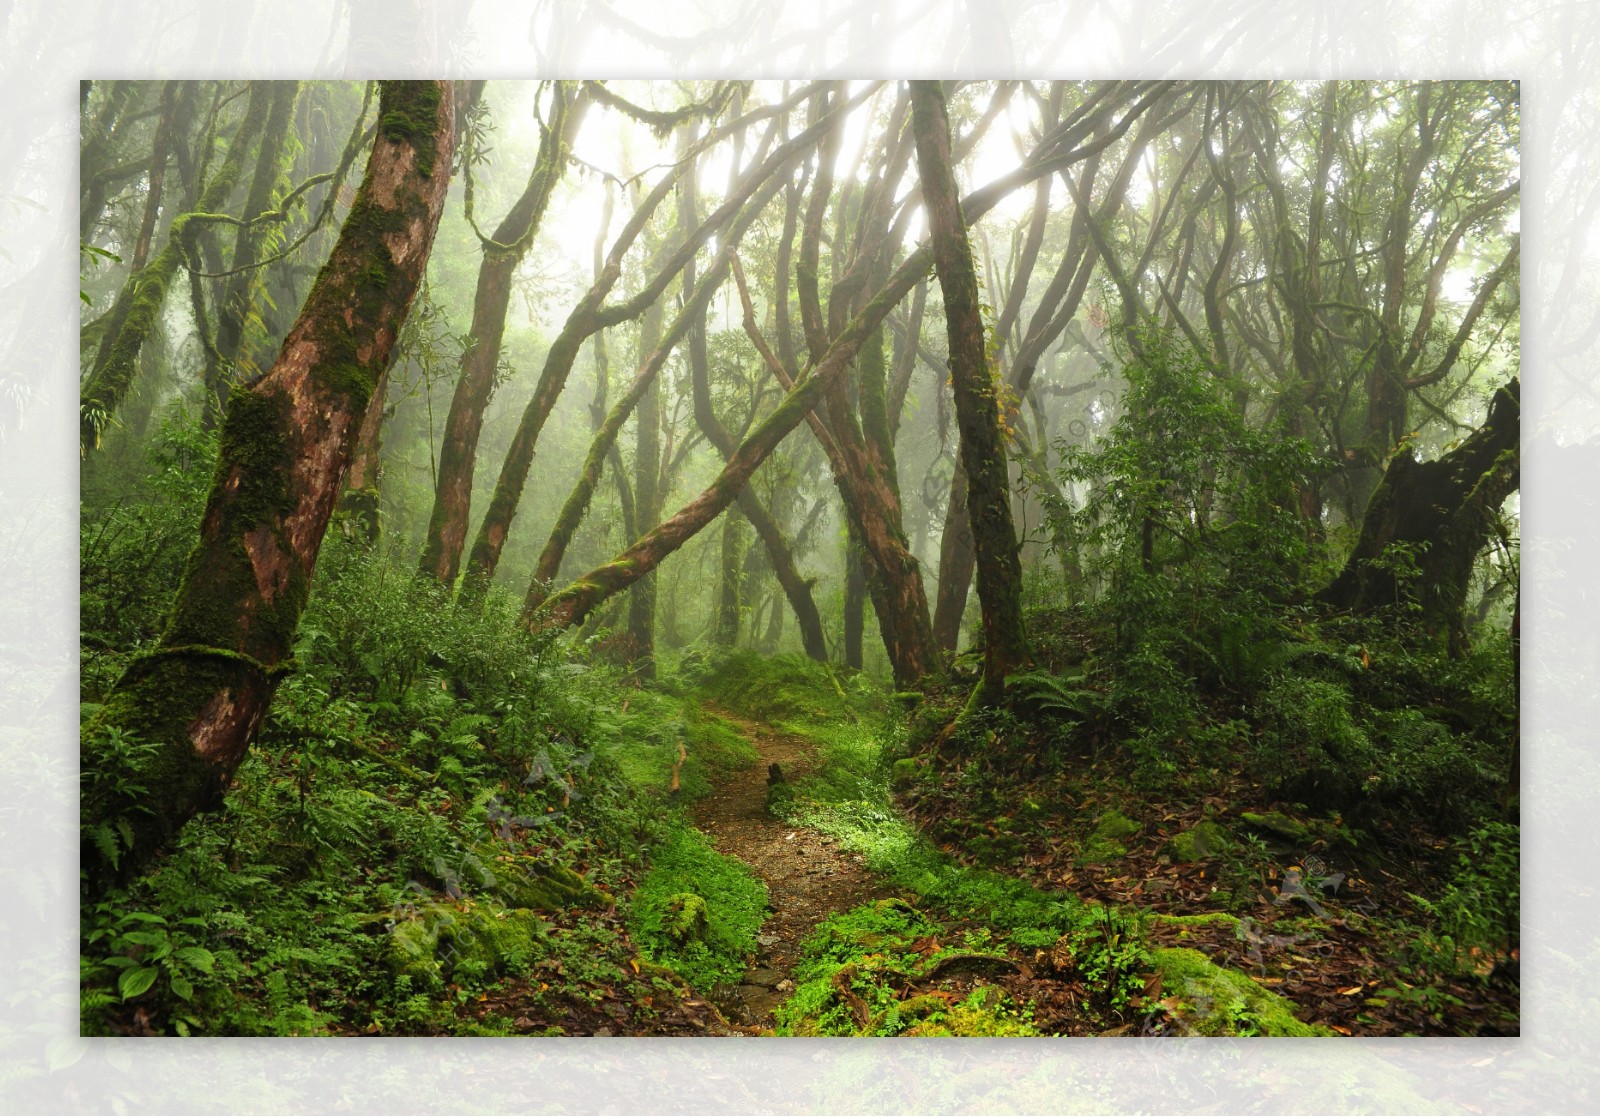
[1168,819,1232,861]
[1078,809,1140,864]
[1150,947,1332,1036]
[1149,911,1242,932]
[384,899,550,985]
[377,81,443,177]
[630,827,767,990]
[1240,810,1312,844]
[663,893,709,943]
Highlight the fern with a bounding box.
[1006,670,1104,722]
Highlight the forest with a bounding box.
[78,78,1519,1039]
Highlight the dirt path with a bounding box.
[691,709,894,1029]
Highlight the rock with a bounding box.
[664,893,710,944]
[1168,819,1232,862]
[1240,810,1311,844]
[890,758,923,789]
[746,967,783,987]
[1077,809,1140,864]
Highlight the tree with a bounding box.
[418,81,585,586]
[910,80,1029,700]
[82,81,459,890]
[1320,378,1519,655]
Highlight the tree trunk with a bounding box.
[337,361,392,546]
[208,81,301,426]
[624,272,667,678]
[81,83,273,451]
[1319,378,1519,655]
[82,81,457,890]
[911,80,1029,698]
[419,82,583,586]
[128,83,181,273]
[463,95,843,589]
[716,504,743,646]
[932,457,974,651]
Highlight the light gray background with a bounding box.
[1,1,1594,1112]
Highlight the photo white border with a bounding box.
[3,0,1596,1111]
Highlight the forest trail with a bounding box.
[692,708,895,1029]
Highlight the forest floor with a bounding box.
[691,709,895,1028]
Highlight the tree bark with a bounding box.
[82,81,457,890]
[716,504,743,646]
[932,457,974,651]
[911,80,1029,698]
[210,80,302,426]
[337,361,392,546]
[80,83,273,451]
[419,82,584,586]
[624,257,668,677]
[1319,378,1519,655]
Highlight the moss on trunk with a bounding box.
[82,81,458,893]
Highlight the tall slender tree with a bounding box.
[911,80,1028,700]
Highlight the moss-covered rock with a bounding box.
[1168,819,1232,861]
[1240,810,1311,844]
[890,757,926,789]
[385,900,549,986]
[664,893,710,944]
[1078,809,1140,864]
[1150,947,1332,1036]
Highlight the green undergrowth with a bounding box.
[628,827,767,991]
[79,536,757,1036]
[672,647,885,735]
[686,655,1321,1037]
[773,899,1039,1036]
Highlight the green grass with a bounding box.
[629,826,768,991]
[718,667,1326,1037]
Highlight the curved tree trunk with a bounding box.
[419,82,584,586]
[462,92,846,590]
[80,83,273,451]
[679,162,829,661]
[82,81,457,891]
[208,80,301,426]
[912,80,1028,698]
[1319,378,1519,655]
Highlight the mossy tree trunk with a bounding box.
[80,82,273,451]
[679,159,829,661]
[843,541,867,668]
[419,81,584,586]
[1319,378,1519,655]
[911,80,1029,698]
[337,360,392,545]
[624,263,668,677]
[209,80,302,427]
[82,81,458,891]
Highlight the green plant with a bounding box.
[1410,820,1519,976]
[80,723,162,874]
[629,826,768,990]
[82,906,218,1035]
